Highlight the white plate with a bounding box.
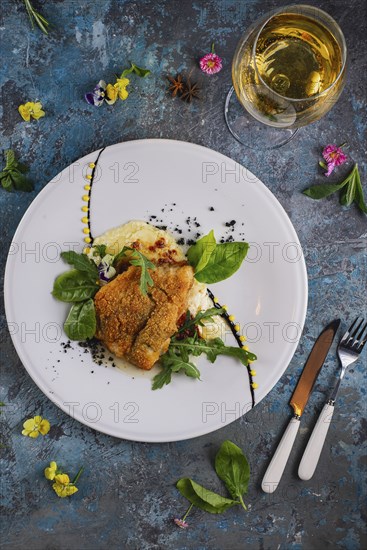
[4,139,307,442]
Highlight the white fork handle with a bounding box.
[262,417,300,493]
[298,402,335,481]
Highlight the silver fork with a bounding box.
[298,317,367,480]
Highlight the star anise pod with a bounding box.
[181,78,201,103]
[167,74,185,98]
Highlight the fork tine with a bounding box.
[356,320,367,351]
[340,317,359,344]
[346,317,364,345]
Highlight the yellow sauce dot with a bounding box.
[89,163,95,168]
[82,195,90,202]
[222,305,228,311]
[239,335,246,342]
[84,185,91,191]
[81,217,88,224]
[84,237,92,243]
[83,247,91,254]
[251,382,258,389]
[86,174,93,180]
[213,297,219,303]
[83,227,90,234]
[248,359,254,364]
[229,315,235,322]
[82,206,89,212]
[242,344,249,350]
[250,370,257,376]
[234,324,240,332]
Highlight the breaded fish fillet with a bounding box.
[94,264,194,370]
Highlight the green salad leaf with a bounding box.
[64,299,96,340]
[60,251,99,279]
[52,270,99,302]
[187,231,249,283]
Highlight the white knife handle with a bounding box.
[298,402,334,481]
[262,416,300,494]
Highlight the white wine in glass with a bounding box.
[225,5,347,148]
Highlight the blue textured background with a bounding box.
[1,1,366,548]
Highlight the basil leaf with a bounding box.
[303,180,348,199]
[11,171,33,192]
[60,251,99,279]
[52,270,99,302]
[1,150,33,192]
[187,230,216,273]
[215,440,250,504]
[5,149,15,168]
[195,242,249,284]
[64,299,96,340]
[1,174,13,192]
[177,478,239,514]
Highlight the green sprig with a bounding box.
[23,0,50,34]
[0,150,33,192]
[303,164,366,214]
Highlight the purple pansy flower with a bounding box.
[85,80,109,107]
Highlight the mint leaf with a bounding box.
[64,299,96,340]
[215,440,250,509]
[176,478,239,514]
[52,270,99,302]
[353,165,367,213]
[61,251,99,280]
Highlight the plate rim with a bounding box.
[4,138,308,442]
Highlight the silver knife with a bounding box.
[261,319,340,494]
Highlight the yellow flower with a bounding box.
[114,77,130,100]
[52,479,78,498]
[18,101,45,121]
[105,83,118,105]
[22,415,50,438]
[44,461,58,480]
[54,473,70,485]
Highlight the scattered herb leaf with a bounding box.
[303,164,366,213]
[215,440,250,510]
[23,0,50,34]
[176,478,239,514]
[0,149,33,192]
[120,62,151,78]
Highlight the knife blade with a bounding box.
[261,319,340,494]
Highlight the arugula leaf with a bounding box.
[215,440,250,510]
[64,299,96,340]
[52,270,99,302]
[0,150,33,192]
[172,336,256,364]
[129,249,155,295]
[151,367,173,390]
[61,251,99,279]
[187,230,216,273]
[92,244,107,258]
[176,478,239,514]
[120,62,151,78]
[303,164,366,214]
[178,307,225,333]
[187,231,249,284]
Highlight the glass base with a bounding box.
[224,86,299,150]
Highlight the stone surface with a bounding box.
[0,1,366,549]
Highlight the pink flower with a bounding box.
[199,53,222,75]
[322,144,347,177]
[174,518,189,529]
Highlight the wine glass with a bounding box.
[224,4,347,149]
